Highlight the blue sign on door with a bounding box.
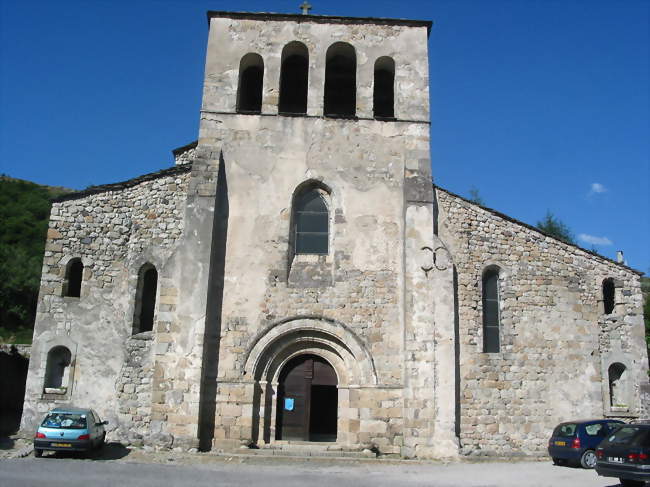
[284,398,294,411]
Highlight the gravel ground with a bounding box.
[1,436,638,487]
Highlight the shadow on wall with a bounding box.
[198,152,229,451]
[453,266,461,441]
[0,346,29,437]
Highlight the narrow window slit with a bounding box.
[482,267,500,353]
[602,278,615,315]
[373,56,395,119]
[133,264,158,334]
[63,258,83,297]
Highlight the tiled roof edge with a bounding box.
[434,184,644,276]
[172,141,198,156]
[206,11,432,36]
[53,164,193,203]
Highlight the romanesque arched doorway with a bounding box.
[275,354,337,442]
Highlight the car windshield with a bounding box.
[603,426,649,447]
[41,412,87,429]
[553,424,577,437]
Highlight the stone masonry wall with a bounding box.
[21,167,191,439]
[436,187,647,456]
[641,383,650,418]
[199,116,415,453]
[174,143,198,166]
[182,14,436,454]
[114,332,155,446]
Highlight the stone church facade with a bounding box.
[21,11,648,458]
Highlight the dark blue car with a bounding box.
[596,421,650,487]
[548,419,624,468]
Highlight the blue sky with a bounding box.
[1,0,648,273]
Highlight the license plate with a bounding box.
[51,443,72,448]
[554,441,566,446]
[608,457,624,463]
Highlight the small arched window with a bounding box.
[63,258,83,297]
[373,56,395,119]
[133,263,158,334]
[292,185,329,255]
[237,53,264,113]
[602,278,615,315]
[608,362,627,407]
[482,267,500,353]
[279,42,309,115]
[44,346,71,390]
[324,42,356,117]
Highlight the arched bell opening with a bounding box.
[275,354,338,442]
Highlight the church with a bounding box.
[20,10,648,458]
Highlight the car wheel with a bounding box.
[579,449,597,469]
[551,457,565,466]
[619,479,644,487]
[34,449,43,458]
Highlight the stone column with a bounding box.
[148,144,222,450]
[402,152,459,458]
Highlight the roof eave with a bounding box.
[434,184,644,276]
[205,11,432,37]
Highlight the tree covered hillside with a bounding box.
[0,176,70,343]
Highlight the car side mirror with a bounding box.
[96,421,109,426]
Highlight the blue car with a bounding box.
[548,419,624,468]
[34,407,108,457]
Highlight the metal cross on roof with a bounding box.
[299,1,312,15]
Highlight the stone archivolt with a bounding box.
[243,315,378,386]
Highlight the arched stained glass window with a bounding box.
[482,268,500,353]
[294,189,329,255]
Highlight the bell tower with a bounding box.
[160,10,458,457]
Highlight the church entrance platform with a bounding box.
[239,441,376,459]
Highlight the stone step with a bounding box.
[271,441,336,451]
[240,442,375,459]
[243,448,375,459]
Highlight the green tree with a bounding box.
[536,211,575,244]
[468,186,485,206]
[0,178,69,342]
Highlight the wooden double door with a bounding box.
[276,354,338,442]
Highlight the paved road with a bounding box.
[0,455,637,487]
